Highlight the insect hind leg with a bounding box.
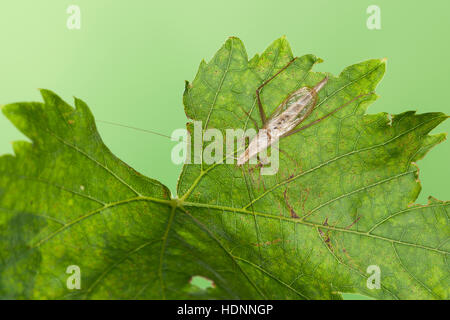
[281,92,375,138]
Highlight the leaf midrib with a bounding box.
[26,189,447,299]
[181,199,450,255]
[23,112,449,256]
[30,192,449,255]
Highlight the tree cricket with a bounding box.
[237,57,372,167]
[97,57,373,172]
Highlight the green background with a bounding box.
[1,0,448,204]
[0,2,448,300]
[1,0,448,203]
[0,0,450,203]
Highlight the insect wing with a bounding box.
[269,87,317,122]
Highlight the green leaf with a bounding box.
[1,37,449,300]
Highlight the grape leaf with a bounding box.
[0,37,448,300]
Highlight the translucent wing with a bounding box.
[266,76,328,129]
[272,87,312,114]
[238,77,327,165]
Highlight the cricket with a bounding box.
[236,57,372,167]
[237,58,327,166]
[98,57,372,170]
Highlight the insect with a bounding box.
[237,57,371,166]
[98,57,372,170]
[95,57,373,226]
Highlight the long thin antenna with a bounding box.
[96,119,175,140]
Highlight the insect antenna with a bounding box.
[96,119,183,141]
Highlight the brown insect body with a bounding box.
[237,77,328,165]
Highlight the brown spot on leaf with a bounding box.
[284,189,299,218]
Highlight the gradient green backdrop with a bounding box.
[0,2,448,215]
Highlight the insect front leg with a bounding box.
[248,158,267,191]
[255,57,298,126]
[237,104,260,131]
